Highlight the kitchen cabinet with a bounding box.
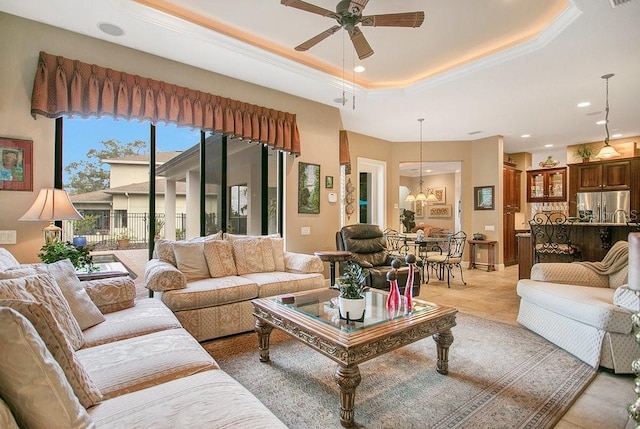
[526,167,566,202]
[503,165,521,211]
[570,159,631,192]
[503,165,521,266]
[568,157,640,218]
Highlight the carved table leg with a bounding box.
[254,319,273,363]
[433,329,454,375]
[334,364,362,428]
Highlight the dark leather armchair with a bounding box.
[336,224,420,295]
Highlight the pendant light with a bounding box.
[406,119,427,202]
[594,73,621,159]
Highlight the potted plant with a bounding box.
[115,229,135,249]
[574,144,594,163]
[38,240,96,272]
[73,214,99,247]
[336,262,370,321]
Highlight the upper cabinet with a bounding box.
[526,167,567,202]
[570,159,632,192]
[503,165,521,211]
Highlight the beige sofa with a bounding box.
[516,235,640,374]
[145,232,326,341]
[0,248,286,428]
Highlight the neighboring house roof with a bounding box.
[102,151,183,165]
[69,190,112,204]
[104,179,187,195]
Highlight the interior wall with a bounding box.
[0,12,341,262]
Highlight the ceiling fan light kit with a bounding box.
[281,0,425,60]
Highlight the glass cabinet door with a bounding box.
[530,173,544,199]
[549,171,564,198]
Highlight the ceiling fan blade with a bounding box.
[281,0,338,18]
[348,0,369,14]
[349,27,374,60]
[295,25,341,52]
[361,12,425,27]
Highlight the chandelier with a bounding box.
[405,118,438,203]
[594,73,621,159]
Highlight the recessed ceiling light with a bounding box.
[98,22,124,36]
[425,169,432,173]
[596,120,607,125]
[544,144,553,147]
[521,134,530,138]
[612,133,622,138]
[577,102,591,108]
[353,65,365,73]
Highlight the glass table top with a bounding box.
[273,288,434,333]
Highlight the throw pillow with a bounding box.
[0,275,85,350]
[0,266,37,279]
[0,299,103,408]
[35,259,105,330]
[225,232,280,241]
[232,238,276,275]
[0,307,93,429]
[154,231,224,267]
[0,248,20,271]
[0,277,37,301]
[270,237,285,272]
[204,240,237,278]
[173,242,210,281]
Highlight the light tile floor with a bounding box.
[416,263,636,429]
[109,249,636,428]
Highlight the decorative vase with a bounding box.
[338,297,366,322]
[72,236,87,247]
[386,270,401,312]
[404,254,416,311]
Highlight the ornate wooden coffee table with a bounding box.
[252,288,457,428]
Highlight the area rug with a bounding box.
[203,313,596,429]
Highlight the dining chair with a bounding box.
[424,231,467,287]
[383,228,409,258]
[529,212,582,264]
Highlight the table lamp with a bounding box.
[19,188,83,243]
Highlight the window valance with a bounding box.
[30,51,301,156]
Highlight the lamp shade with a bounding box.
[426,191,439,202]
[594,144,621,159]
[19,188,82,221]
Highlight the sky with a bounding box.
[63,117,202,184]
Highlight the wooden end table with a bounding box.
[467,239,497,272]
[314,250,351,286]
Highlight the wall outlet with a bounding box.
[0,230,17,244]
[484,225,495,231]
[301,226,311,236]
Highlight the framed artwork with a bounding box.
[0,137,32,191]
[474,185,495,210]
[428,204,452,218]
[414,201,424,218]
[432,187,446,204]
[325,176,334,189]
[298,162,320,214]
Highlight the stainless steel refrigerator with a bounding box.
[576,190,630,223]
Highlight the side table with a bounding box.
[467,240,497,272]
[314,250,352,286]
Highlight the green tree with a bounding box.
[65,139,147,194]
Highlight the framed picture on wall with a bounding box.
[431,187,446,204]
[298,162,320,214]
[0,137,32,191]
[428,204,452,218]
[325,176,333,189]
[474,185,494,210]
[414,201,424,218]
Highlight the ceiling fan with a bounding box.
[281,0,425,60]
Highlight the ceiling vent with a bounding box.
[609,0,633,8]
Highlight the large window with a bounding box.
[58,118,283,249]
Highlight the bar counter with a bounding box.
[517,223,639,279]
